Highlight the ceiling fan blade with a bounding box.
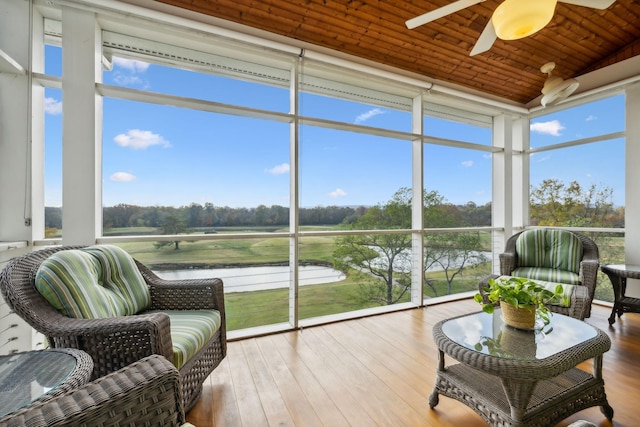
[557,0,615,9]
[470,21,497,56]
[406,0,486,29]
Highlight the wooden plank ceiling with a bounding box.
[154,0,640,105]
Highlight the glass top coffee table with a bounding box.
[0,348,93,419]
[430,309,613,427]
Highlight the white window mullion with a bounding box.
[491,114,516,273]
[412,94,424,305]
[61,6,102,245]
[626,85,640,266]
[288,58,300,329]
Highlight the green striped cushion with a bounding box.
[146,310,222,369]
[515,229,583,273]
[511,267,581,285]
[35,250,128,318]
[83,245,150,314]
[35,245,150,319]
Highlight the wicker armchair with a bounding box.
[0,355,188,427]
[0,246,226,411]
[479,229,599,320]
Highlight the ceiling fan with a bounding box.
[539,61,579,106]
[406,0,616,56]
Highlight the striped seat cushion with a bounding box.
[146,310,222,369]
[515,229,583,274]
[511,266,581,285]
[35,245,150,318]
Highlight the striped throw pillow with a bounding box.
[83,245,150,315]
[515,229,583,273]
[35,246,150,318]
[35,249,128,318]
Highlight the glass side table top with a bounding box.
[601,264,640,276]
[0,350,77,417]
[441,309,597,360]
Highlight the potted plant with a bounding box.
[474,276,564,329]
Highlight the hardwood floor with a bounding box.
[187,299,640,426]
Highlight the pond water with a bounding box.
[155,265,346,293]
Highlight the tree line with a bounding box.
[43,178,624,232]
[45,199,492,231]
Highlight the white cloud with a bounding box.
[110,58,150,88]
[586,115,597,121]
[355,108,384,124]
[329,188,347,198]
[461,160,473,168]
[530,120,565,136]
[44,97,62,115]
[113,57,150,73]
[113,74,145,86]
[110,172,136,182]
[265,163,290,175]
[114,129,171,149]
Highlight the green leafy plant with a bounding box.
[474,276,564,325]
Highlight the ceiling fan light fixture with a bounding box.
[492,0,558,40]
[540,61,579,107]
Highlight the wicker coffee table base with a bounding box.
[430,363,613,427]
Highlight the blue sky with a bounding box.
[43,48,626,208]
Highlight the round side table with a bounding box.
[0,348,93,418]
[600,264,640,325]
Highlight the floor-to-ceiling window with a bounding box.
[38,6,502,335]
[529,94,626,302]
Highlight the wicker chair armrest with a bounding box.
[39,311,169,340]
[46,312,174,378]
[579,258,600,300]
[581,250,599,264]
[568,284,589,319]
[580,258,600,278]
[499,253,516,276]
[136,261,225,311]
[0,355,185,427]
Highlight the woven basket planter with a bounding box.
[500,300,536,329]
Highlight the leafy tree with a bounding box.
[186,203,204,228]
[424,231,487,296]
[459,201,492,226]
[45,207,62,229]
[140,206,162,227]
[422,195,489,296]
[103,204,142,229]
[334,187,488,305]
[154,214,189,250]
[333,188,413,305]
[530,179,616,227]
[45,227,59,238]
[529,178,624,302]
[203,202,218,227]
